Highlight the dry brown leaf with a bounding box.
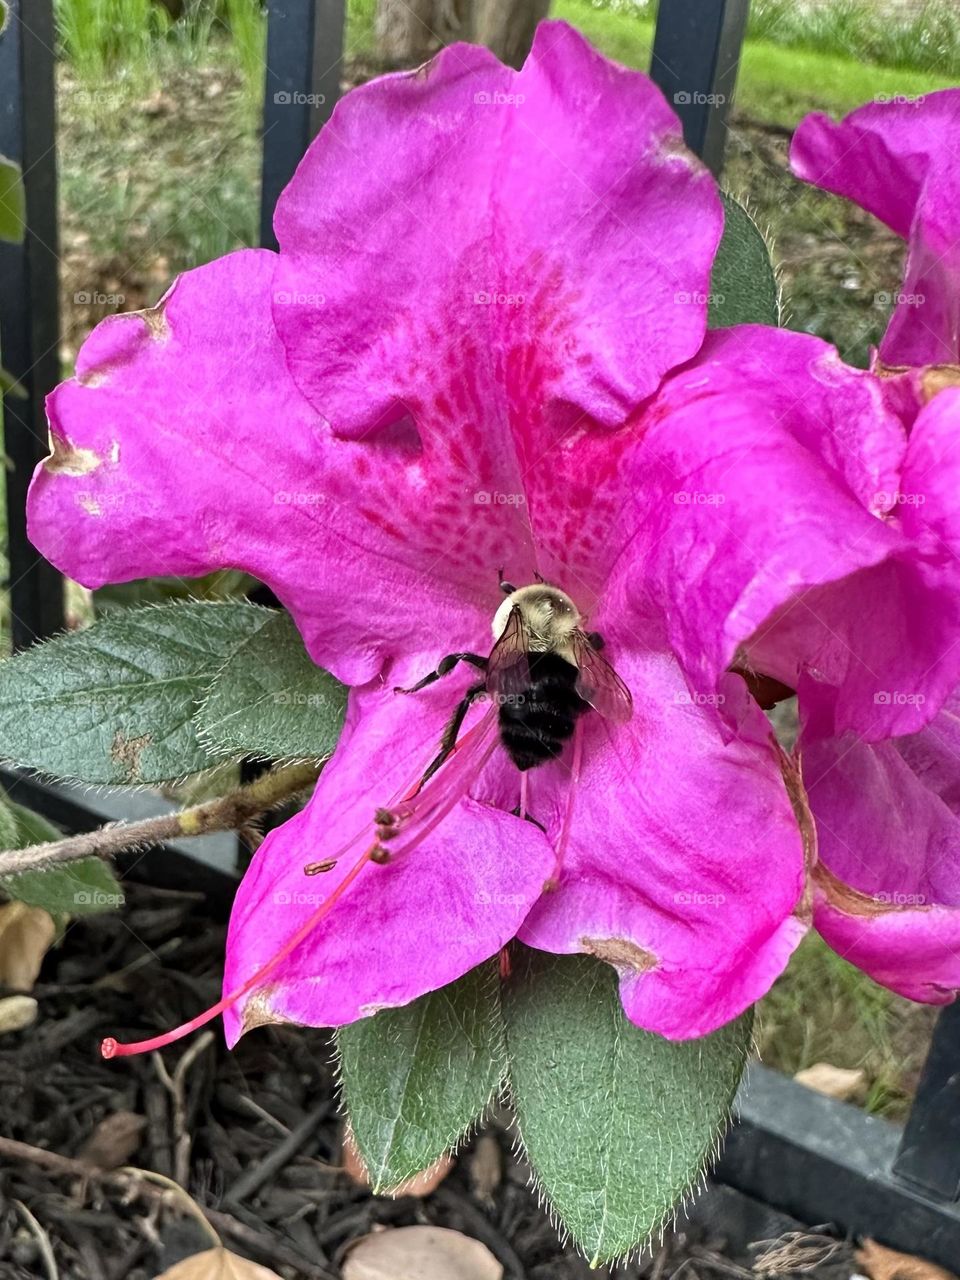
[77,1110,147,1169]
[342,1128,453,1197]
[0,994,37,1034]
[0,902,56,990]
[343,1225,503,1280]
[154,1245,283,1280]
[856,1239,957,1280]
[469,1133,503,1207]
[794,1062,865,1102]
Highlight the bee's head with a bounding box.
[492,583,581,648]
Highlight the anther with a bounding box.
[370,845,391,865]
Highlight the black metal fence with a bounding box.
[2,0,959,1264]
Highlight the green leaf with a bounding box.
[503,949,752,1265]
[0,601,268,784]
[0,364,26,398]
[0,154,25,244]
[0,794,17,850]
[93,569,255,615]
[0,793,123,914]
[709,193,779,329]
[338,962,505,1192]
[198,610,346,762]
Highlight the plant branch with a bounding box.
[0,761,320,877]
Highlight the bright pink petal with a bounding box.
[637,326,917,733]
[516,649,807,1040]
[804,717,960,1004]
[30,25,720,686]
[764,386,960,741]
[272,20,721,449]
[791,92,960,365]
[223,679,554,1044]
[28,251,500,686]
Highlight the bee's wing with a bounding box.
[573,631,633,722]
[486,606,531,700]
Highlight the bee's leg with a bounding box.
[412,679,488,794]
[394,652,487,695]
[585,630,605,651]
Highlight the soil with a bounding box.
[0,880,864,1280]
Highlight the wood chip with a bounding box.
[343,1225,503,1280]
[0,994,38,1034]
[153,1244,284,1279]
[794,1062,866,1102]
[468,1134,503,1207]
[855,1239,958,1280]
[0,902,56,990]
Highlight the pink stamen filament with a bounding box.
[101,707,498,1062]
[101,843,375,1059]
[547,716,583,889]
[392,733,499,856]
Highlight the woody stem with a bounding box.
[0,761,321,877]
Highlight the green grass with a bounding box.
[54,0,171,80]
[581,0,960,78]
[748,0,960,78]
[757,934,937,1118]
[55,0,267,106]
[737,36,957,127]
[555,0,957,126]
[346,0,378,57]
[223,0,267,106]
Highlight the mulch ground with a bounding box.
[0,878,864,1280]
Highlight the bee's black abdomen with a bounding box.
[498,653,586,772]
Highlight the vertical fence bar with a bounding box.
[0,0,64,648]
[649,0,750,177]
[260,0,345,251]
[894,1002,960,1201]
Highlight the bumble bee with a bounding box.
[397,577,632,788]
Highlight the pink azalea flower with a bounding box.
[638,328,960,746]
[790,89,960,368]
[25,24,944,1048]
[804,665,960,1005]
[639,304,960,1004]
[742,98,960,1006]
